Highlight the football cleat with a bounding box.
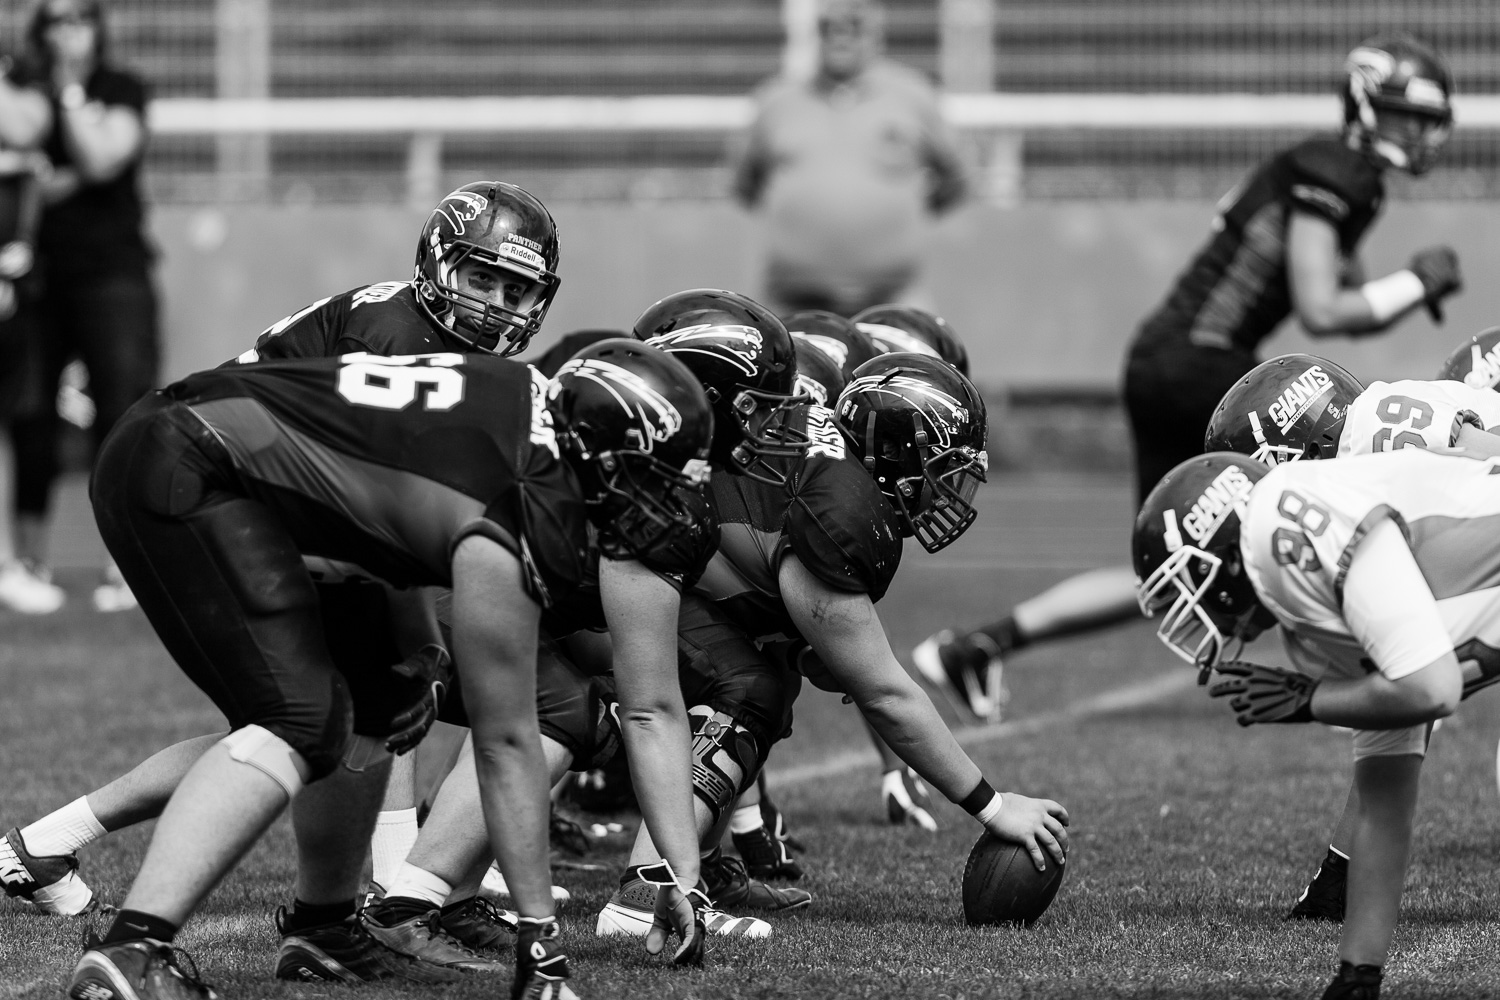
[68,936,218,1000]
[1320,962,1383,1000]
[274,908,465,984]
[1287,853,1347,922]
[479,862,572,906]
[513,916,579,1000]
[700,849,813,914]
[93,563,138,614]
[0,559,65,614]
[439,894,517,950]
[732,824,804,881]
[549,808,594,858]
[913,630,1008,723]
[756,778,806,853]
[882,767,939,832]
[1,825,98,915]
[359,904,506,973]
[595,869,770,939]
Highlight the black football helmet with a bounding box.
[1204,354,1364,465]
[1133,453,1277,672]
[853,304,969,376]
[1436,326,1500,390]
[414,182,562,357]
[632,288,808,483]
[836,353,988,552]
[1343,34,1454,176]
[784,310,883,384]
[549,339,714,564]
[793,338,846,406]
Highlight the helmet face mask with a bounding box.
[588,450,711,563]
[414,182,562,357]
[838,353,989,553]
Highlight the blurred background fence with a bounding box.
[3,0,1497,205]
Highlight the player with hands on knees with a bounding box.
[1132,447,1500,1000]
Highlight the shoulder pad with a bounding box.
[784,455,903,600]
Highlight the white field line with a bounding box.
[767,669,1197,788]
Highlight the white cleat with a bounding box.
[93,563,138,613]
[0,560,65,614]
[479,863,570,906]
[595,874,770,940]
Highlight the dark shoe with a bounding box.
[1321,962,1381,1000]
[1287,852,1347,922]
[701,848,812,914]
[912,630,1008,723]
[440,894,516,951]
[1,825,95,914]
[274,907,466,983]
[756,784,806,853]
[732,824,804,881]
[68,936,218,1000]
[360,903,505,973]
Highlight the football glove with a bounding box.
[638,861,707,967]
[384,643,453,755]
[512,915,577,1000]
[1208,660,1318,726]
[1409,245,1461,323]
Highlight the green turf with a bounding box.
[4,556,1500,999]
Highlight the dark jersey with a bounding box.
[1137,136,1384,354]
[236,282,447,364]
[690,404,903,642]
[165,353,588,605]
[0,151,33,251]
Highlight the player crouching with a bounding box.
[1132,448,1500,999]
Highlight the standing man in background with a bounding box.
[731,0,967,317]
[10,0,156,613]
[0,60,57,613]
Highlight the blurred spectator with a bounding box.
[10,0,156,612]
[0,60,59,612]
[731,0,967,317]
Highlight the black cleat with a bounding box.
[1287,851,1347,922]
[68,936,218,1000]
[732,824,804,881]
[1321,962,1382,1000]
[274,907,466,984]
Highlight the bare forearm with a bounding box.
[59,108,141,183]
[854,680,982,802]
[0,85,48,148]
[1312,675,1452,729]
[471,726,553,917]
[619,706,700,888]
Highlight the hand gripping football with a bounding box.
[962,832,1065,927]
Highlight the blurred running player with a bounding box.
[918,34,1463,724]
[1133,446,1500,1000]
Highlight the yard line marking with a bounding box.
[768,669,1197,788]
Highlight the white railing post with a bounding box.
[405,132,443,210]
[940,0,1022,207]
[215,0,271,200]
[782,0,819,82]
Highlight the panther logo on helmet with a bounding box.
[858,323,943,360]
[791,332,849,371]
[645,325,764,377]
[434,191,489,236]
[843,373,970,447]
[1345,47,1396,107]
[555,357,684,456]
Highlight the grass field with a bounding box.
[4,474,1500,999]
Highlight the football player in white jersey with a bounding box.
[1132,446,1500,999]
[1205,348,1500,924]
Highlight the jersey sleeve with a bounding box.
[1340,517,1454,680]
[237,292,343,363]
[780,454,904,600]
[1339,380,1486,457]
[1285,141,1382,228]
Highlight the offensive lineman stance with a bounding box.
[917,34,1463,723]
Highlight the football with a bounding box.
[962,834,1066,927]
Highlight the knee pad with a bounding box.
[688,706,764,826]
[220,724,311,797]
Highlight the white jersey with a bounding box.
[1241,449,1500,687]
[1339,379,1500,457]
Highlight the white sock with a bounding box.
[21,797,106,857]
[369,808,419,889]
[384,862,453,907]
[728,802,764,835]
[30,871,94,915]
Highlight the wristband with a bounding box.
[1360,270,1427,324]
[59,83,86,111]
[957,777,997,815]
[975,793,1004,827]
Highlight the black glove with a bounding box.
[1207,660,1319,726]
[1408,245,1461,323]
[384,643,452,755]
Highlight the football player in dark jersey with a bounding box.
[63,344,714,1000]
[916,34,1463,724]
[594,295,1069,934]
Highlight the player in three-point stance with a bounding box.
[1133,444,1500,1000]
[917,34,1463,724]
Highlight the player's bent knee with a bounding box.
[220,724,312,797]
[688,706,764,826]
